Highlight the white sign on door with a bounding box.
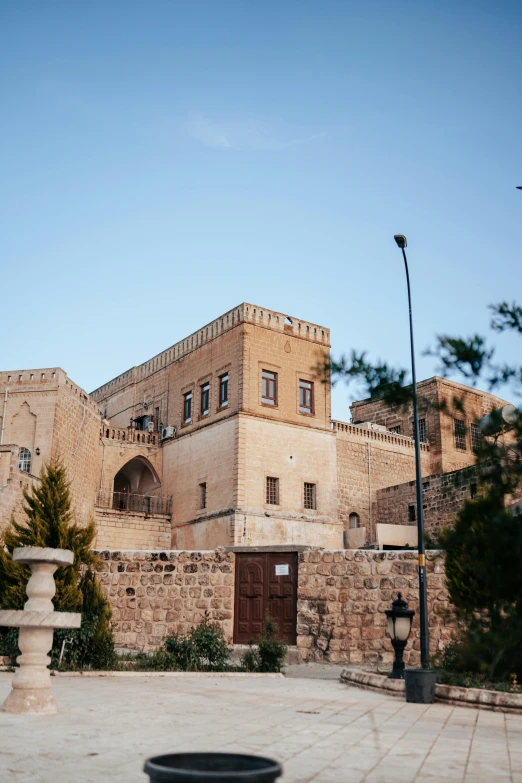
[275,564,289,576]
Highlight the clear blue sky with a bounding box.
[2,0,521,419]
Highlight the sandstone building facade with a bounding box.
[1,303,511,552]
[2,302,515,651]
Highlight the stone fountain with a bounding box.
[0,547,81,714]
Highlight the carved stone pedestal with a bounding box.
[0,547,81,714]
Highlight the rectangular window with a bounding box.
[183,391,193,423]
[219,374,229,407]
[454,419,466,450]
[262,370,277,405]
[201,382,210,416]
[266,476,279,505]
[470,483,478,499]
[418,418,427,443]
[389,425,401,435]
[299,380,314,414]
[304,482,316,510]
[408,504,416,522]
[155,407,160,432]
[471,423,482,452]
[199,482,207,510]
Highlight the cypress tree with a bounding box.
[0,458,115,668]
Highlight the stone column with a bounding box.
[0,547,81,715]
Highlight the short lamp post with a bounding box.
[385,593,415,679]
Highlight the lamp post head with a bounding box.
[385,592,415,642]
[517,186,522,190]
[394,234,407,249]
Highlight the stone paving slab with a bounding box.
[1,672,521,782]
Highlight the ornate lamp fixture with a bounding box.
[385,593,415,679]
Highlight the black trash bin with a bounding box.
[144,752,283,783]
[404,668,437,704]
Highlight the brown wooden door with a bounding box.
[234,552,297,645]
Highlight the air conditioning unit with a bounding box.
[161,426,176,441]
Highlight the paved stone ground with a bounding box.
[1,671,522,783]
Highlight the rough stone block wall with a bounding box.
[350,377,509,476]
[95,548,235,651]
[375,466,478,538]
[335,425,430,541]
[94,509,171,550]
[297,549,451,667]
[96,548,452,665]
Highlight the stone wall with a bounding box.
[0,368,103,531]
[297,549,451,667]
[94,509,171,550]
[334,422,430,542]
[375,466,478,538]
[95,548,235,651]
[350,376,509,476]
[52,379,102,521]
[96,548,451,666]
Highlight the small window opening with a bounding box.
[304,482,316,510]
[199,482,207,510]
[201,382,210,416]
[408,504,416,522]
[470,483,478,498]
[299,380,314,414]
[349,512,360,529]
[18,448,31,474]
[471,423,482,452]
[266,476,279,505]
[454,419,467,450]
[183,391,193,423]
[219,374,229,407]
[262,370,277,405]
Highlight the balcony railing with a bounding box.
[101,426,158,445]
[95,490,172,516]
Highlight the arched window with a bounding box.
[349,512,360,529]
[18,448,31,474]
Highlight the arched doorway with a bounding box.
[112,457,161,512]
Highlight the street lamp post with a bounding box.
[385,593,415,679]
[393,234,430,670]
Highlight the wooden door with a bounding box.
[234,552,297,645]
[234,554,265,644]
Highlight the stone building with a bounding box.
[1,303,512,551]
[1,302,516,651]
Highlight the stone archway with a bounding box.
[113,456,160,497]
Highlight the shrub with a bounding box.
[134,650,178,672]
[0,458,115,670]
[164,612,229,671]
[439,491,522,682]
[241,615,287,673]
